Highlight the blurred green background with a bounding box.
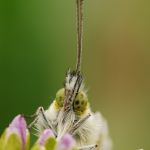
[0,0,150,149]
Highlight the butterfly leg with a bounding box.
[70,113,91,135]
[78,144,98,150]
[27,106,57,137]
[25,106,44,129]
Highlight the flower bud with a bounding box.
[0,115,30,150]
[31,129,56,150]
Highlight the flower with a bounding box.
[38,129,55,146]
[0,115,30,150]
[0,115,108,150]
[56,134,76,150]
[31,129,56,150]
[31,129,75,150]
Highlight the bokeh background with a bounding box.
[0,0,150,149]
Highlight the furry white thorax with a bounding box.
[34,103,112,150]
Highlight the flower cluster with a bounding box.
[0,115,76,150]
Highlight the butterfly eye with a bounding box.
[73,91,88,115]
[55,88,65,107]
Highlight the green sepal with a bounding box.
[0,129,30,150]
[31,137,56,150]
[3,133,22,150]
[25,131,30,150]
[44,137,56,150]
[71,148,78,150]
[31,144,43,150]
[0,130,7,150]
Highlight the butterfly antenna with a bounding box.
[76,0,84,73]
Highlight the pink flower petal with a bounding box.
[58,134,75,150]
[38,129,55,146]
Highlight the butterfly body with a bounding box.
[33,72,112,150]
